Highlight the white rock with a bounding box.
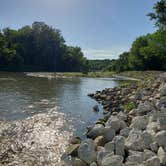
[104,141,115,153]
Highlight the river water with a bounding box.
[0,72,119,165]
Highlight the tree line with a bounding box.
[106,0,166,72]
[0,0,165,72]
[0,22,88,72]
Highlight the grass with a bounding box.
[124,102,137,112]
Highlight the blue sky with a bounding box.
[0,0,158,59]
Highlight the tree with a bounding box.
[148,0,166,30]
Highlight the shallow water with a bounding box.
[0,72,119,164]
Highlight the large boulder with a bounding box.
[101,155,123,166]
[78,139,97,164]
[125,129,153,151]
[155,130,166,148]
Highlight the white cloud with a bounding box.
[83,47,129,60]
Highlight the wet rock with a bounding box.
[66,144,80,156]
[101,155,123,166]
[93,105,99,112]
[69,137,81,144]
[157,147,166,165]
[78,139,97,164]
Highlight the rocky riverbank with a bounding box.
[62,72,166,166]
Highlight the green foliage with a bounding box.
[0,22,88,72]
[124,102,137,112]
[147,0,166,30]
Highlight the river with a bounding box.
[0,72,119,165]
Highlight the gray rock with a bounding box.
[90,162,97,166]
[101,155,123,166]
[93,105,99,112]
[78,139,97,164]
[87,124,105,139]
[143,149,156,161]
[69,137,81,144]
[157,116,166,130]
[160,86,166,96]
[130,116,148,130]
[146,122,158,135]
[66,144,80,156]
[150,142,159,153]
[119,120,127,130]
[157,147,166,166]
[114,136,125,156]
[155,131,166,148]
[102,127,115,142]
[105,116,121,132]
[127,153,143,164]
[97,148,111,166]
[120,127,131,138]
[117,112,127,121]
[137,101,155,115]
[104,141,115,153]
[142,131,153,149]
[125,129,144,151]
[62,156,87,166]
[143,156,160,166]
